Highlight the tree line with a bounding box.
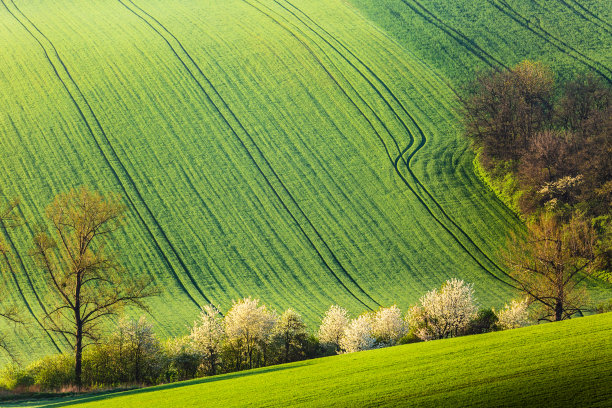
[1,278,530,392]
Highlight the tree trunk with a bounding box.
[248,344,253,369]
[74,277,83,389]
[75,324,83,389]
[555,301,563,321]
[210,351,216,376]
[285,338,290,363]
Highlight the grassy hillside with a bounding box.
[0,0,609,362]
[11,312,611,407]
[349,0,612,85]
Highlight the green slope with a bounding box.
[349,0,612,85]
[13,313,612,407]
[0,0,609,362]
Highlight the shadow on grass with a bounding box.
[4,362,311,408]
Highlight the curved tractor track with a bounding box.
[245,0,516,287]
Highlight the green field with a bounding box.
[6,312,610,407]
[0,0,610,362]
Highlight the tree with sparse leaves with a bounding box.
[114,315,162,384]
[31,187,157,388]
[503,213,598,321]
[273,308,307,363]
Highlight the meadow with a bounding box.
[6,311,610,407]
[0,0,610,362]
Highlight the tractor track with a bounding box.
[255,0,516,285]
[487,0,612,84]
[3,0,210,309]
[399,0,507,70]
[0,222,62,351]
[120,0,380,310]
[555,0,612,36]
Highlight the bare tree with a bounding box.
[503,213,598,321]
[462,61,554,162]
[31,187,157,387]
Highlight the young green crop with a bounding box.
[17,312,612,407]
[0,0,609,364]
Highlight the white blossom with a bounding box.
[339,313,376,353]
[408,278,478,340]
[371,305,406,346]
[496,298,531,330]
[318,305,349,350]
[224,297,277,368]
[190,304,225,375]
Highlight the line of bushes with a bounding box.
[0,279,533,393]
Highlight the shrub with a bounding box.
[27,354,74,391]
[82,343,119,386]
[496,298,531,330]
[596,299,612,314]
[463,308,499,335]
[408,279,478,341]
[163,336,200,382]
[0,364,34,391]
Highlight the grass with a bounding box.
[0,0,609,363]
[348,0,612,85]
[4,312,610,407]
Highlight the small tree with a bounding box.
[224,297,276,369]
[408,279,478,341]
[317,305,349,352]
[339,313,376,353]
[503,213,598,321]
[114,316,161,384]
[164,336,200,381]
[273,308,307,363]
[496,298,531,330]
[190,304,224,376]
[31,187,157,387]
[370,305,406,346]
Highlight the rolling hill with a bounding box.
[0,0,609,362]
[11,312,612,407]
